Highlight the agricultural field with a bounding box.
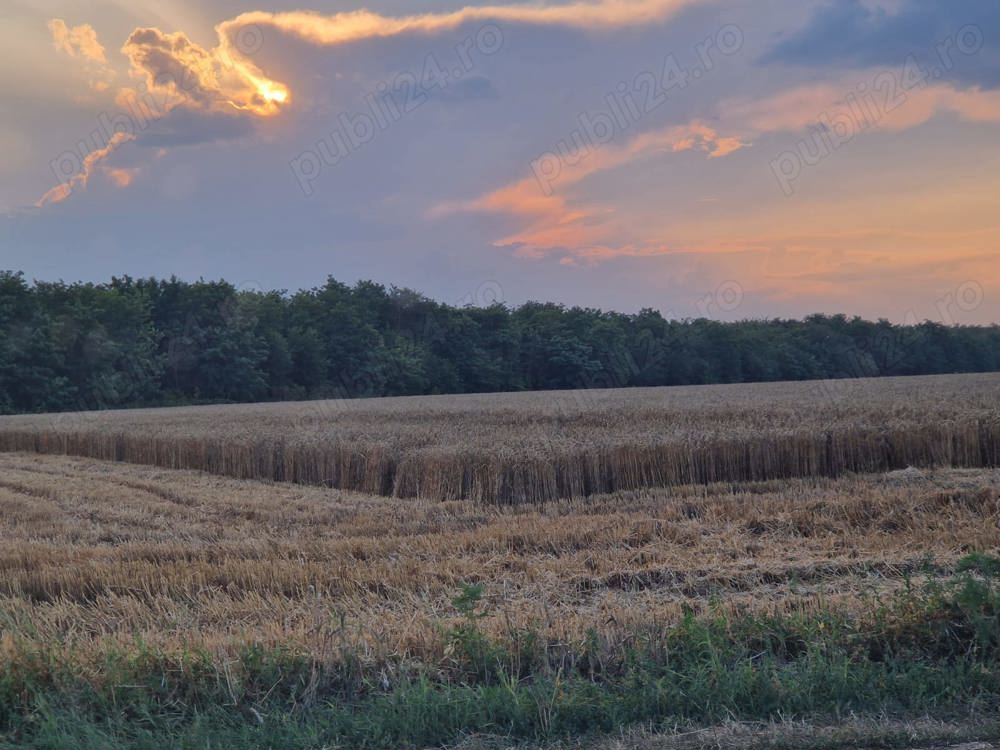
[0,444,999,747]
[1,375,999,748]
[1,373,1000,504]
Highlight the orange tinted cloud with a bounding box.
[880,85,1000,130]
[48,18,116,92]
[102,167,138,188]
[48,19,107,63]
[35,132,133,208]
[727,80,1000,134]
[217,0,699,49]
[434,122,747,260]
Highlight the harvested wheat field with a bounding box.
[1,373,1000,504]
[2,450,995,659]
[1,450,999,747]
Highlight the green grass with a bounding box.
[2,557,1000,749]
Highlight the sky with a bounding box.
[2,0,999,323]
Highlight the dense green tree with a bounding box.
[1,270,999,414]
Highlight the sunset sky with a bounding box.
[2,0,999,322]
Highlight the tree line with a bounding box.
[1,270,998,414]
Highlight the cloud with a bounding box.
[48,19,107,63]
[725,80,1000,134]
[120,0,700,119]
[35,132,134,208]
[48,18,116,92]
[433,122,747,261]
[120,27,284,116]
[216,0,700,47]
[102,167,138,188]
[762,0,1000,89]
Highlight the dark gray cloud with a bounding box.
[135,108,256,147]
[763,0,1000,88]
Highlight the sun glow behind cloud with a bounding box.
[35,0,701,207]
[121,0,701,122]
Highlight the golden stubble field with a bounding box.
[1,451,997,678]
[1,373,1000,504]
